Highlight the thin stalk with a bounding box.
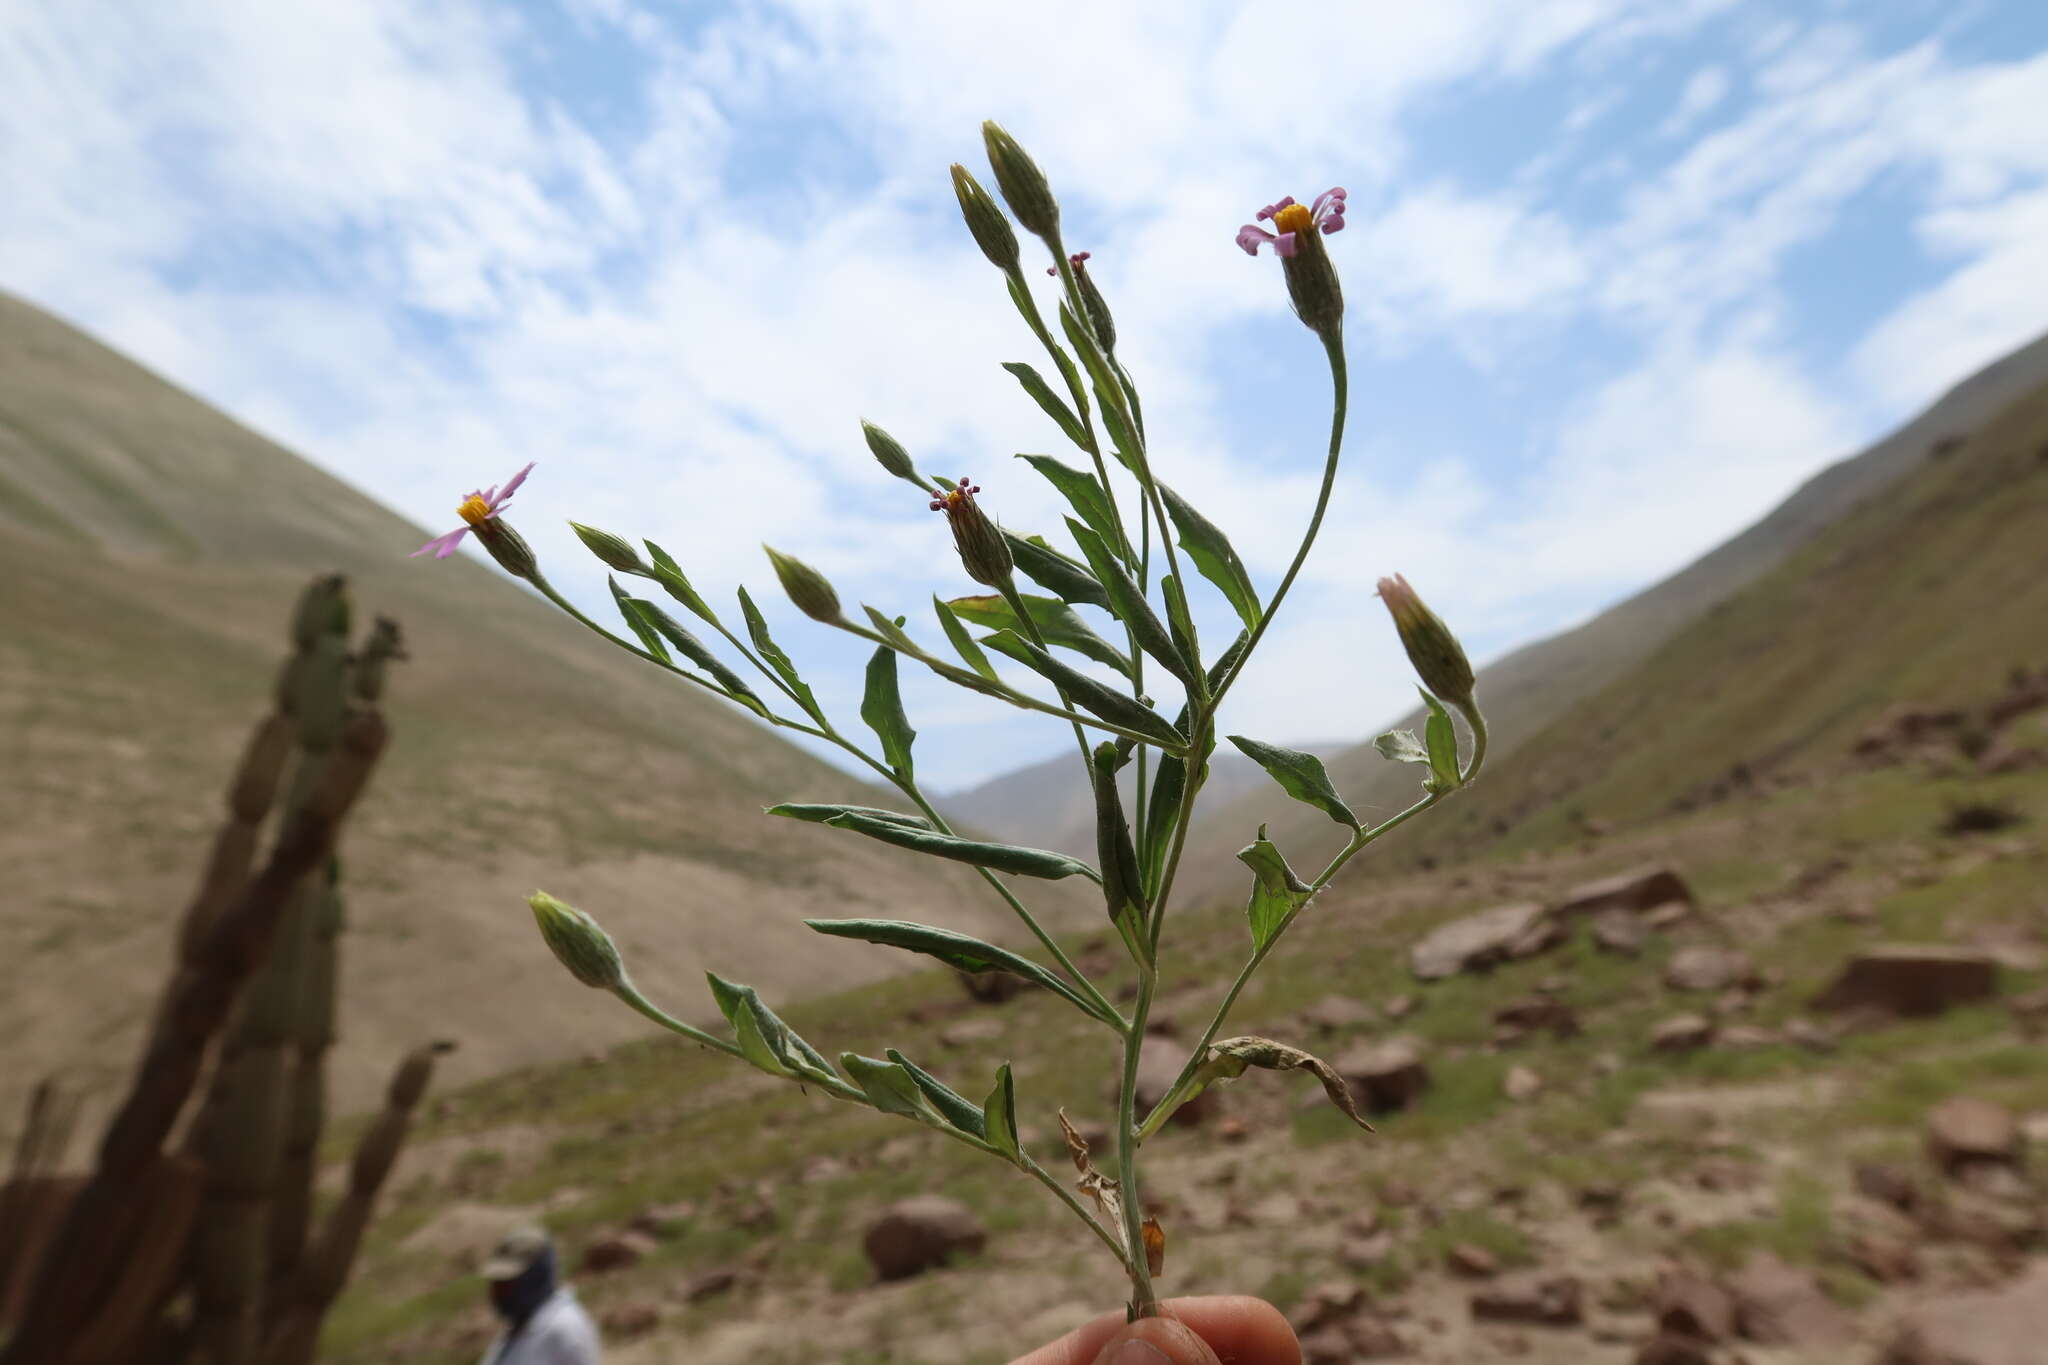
[1022,1154,1131,1271]
[1114,968,1161,1317]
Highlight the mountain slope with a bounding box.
[0,291,1056,1122]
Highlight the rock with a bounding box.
[1633,1336,1713,1365]
[1927,1097,2022,1175]
[1725,1254,1853,1346]
[1344,1317,1408,1357]
[1578,1184,1626,1222]
[1503,1066,1544,1102]
[1855,1162,1924,1213]
[1843,1227,1920,1283]
[956,967,1027,1003]
[1493,997,1581,1040]
[1556,867,1695,917]
[629,1200,698,1239]
[1446,1243,1500,1277]
[1956,1162,2032,1201]
[678,1266,740,1302]
[1338,1038,1432,1113]
[1655,1270,1736,1342]
[1383,994,1418,1019]
[1470,1273,1584,1326]
[1341,1232,1396,1269]
[1650,1014,1715,1052]
[1644,900,1692,929]
[1126,1039,1213,1127]
[1664,946,1759,993]
[581,1230,657,1273]
[1813,945,1998,1017]
[1591,908,1649,955]
[1783,1016,1838,1052]
[862,1196,988,1280]
[1410,903,1558,979]
[1302,994,1377,1033]
[1217,1116,1250,1143]
[2010,985,2048,1035]
[1717,1025,1781,1048]
[1289,1280,1368,1334]
[1877,1261,2048,1365]
[600,1302,660,1339]
[1298,1327,1354,1365]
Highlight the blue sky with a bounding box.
[6,0,2048,791]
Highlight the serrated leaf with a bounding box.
[635,598,770,717]
[989,631,1186,749]
[810,810,1097,881]
[982,1063,1022,1161]
[840,1053,936,1120]
[1160,483,1260,632]
[1065,521,1198,688]
[1186,1035,1373,1132]
[1006,532,1111,609]
[806,918,1108,1021]
[949,592,1132,679]
[1227,735,1359,829]
[766,802,932,829]
[1374,729,1429,765]
[934,596,999,681]
[609,578,671,662]
[644,540,718,626]
[737,585,822,719]
[861,646,915,776]
[1002,361,1089,450]
[1421,689,1462,793]
[1238,826,1312,953]
[1017,453,1121,552]
[887,1049,986,1138]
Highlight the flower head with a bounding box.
[412,463,534,559]
[1235,188,1346,259]
[1377,573,1475,706]
[930,478,1014,588]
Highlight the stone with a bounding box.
[600,1302,660,1338]
[1783,1016,1838,1052]
[629,1200,698,1239]
[1633,1336,1712,1365]
[1125,1039,1213,1127]
[1555,867,1696,917]
[1591,908,1649,955]
[2009,985,2048,1035]
[1493,997,1581,1040]
[1877,1261,2048,1365]
[1843,1228,1919,1283]
[1926,1097,2021,1175]
[1725,1254,1853,1346]
[1217,1116,1250,1143]
[1644,900,1692,929]
[1410,903,1557,979]
[862,1196,988,1280]
[1302,993,1377,1033]
[1288,1280,1368,1334]
[1469,1273,1585,1326]
[1338,1038,1432,1113]
[678,1266,740,1302]
[1446,1243,1500,1277]
[1503,1065,1544,1102]
[957,967,1027,1003]
[581,1230,657,1273]
[1341,1232,1397,1269]
[1812,945,1998,1017]
[1298,1327,1354,1365]
[1383,994,1417,1019]
[1650,1014,1715,1052]
[1654,1270,1736,1342]
[1664,946,1759,992]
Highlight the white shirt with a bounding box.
[479,1287,602,1365]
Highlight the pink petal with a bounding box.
[1236,224,1275,256]
[1274,232,1299,258]
[487,461,536,512]
[412,526,470,558]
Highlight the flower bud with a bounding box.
[352,616,406,703]
[1280,223,1344,342]
[1070,253,1116,354]
[1091,742,1144,928]
[764,546,843,623]
[290,574,350,648]
[862,420,920,484]
[528,890,625,990]
[475,518,537,581]
[570,521,648,576]
[950,163,1021,273]
[981,121,1059,241]
[1377,574,1474,706]
[930,479,1014,589]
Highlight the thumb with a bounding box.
[1088,1315,1223,1365]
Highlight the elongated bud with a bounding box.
[571,521,649,576]
[1281,224,1344,342]
[1070,253,1115,353]
[862,420,921,485]
[764,546,843,623]
[1091,742,1144,926]
[528,890,625,990]
[475,518,537,581]
[981,121,1059,241]
[929,478,1014,589]
[1377,574,1474,706]
[950,163,1021,273]
[291,573,350,647]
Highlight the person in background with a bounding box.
[478,1226,602,1365]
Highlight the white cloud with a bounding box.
[1658,65,1731,138]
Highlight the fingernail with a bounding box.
[1100,1341,1173,1365]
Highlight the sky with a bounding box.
[5,0,2048,793]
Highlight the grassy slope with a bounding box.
[0,291,1067,1122]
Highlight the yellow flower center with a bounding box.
[457,494,492,527]
[1273,203,1313,235]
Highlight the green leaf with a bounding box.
[1160,483,1260,632]
[1183,1036,1372,1132]
[1420,689,1462,794]
[934,596,1000,681]
[887,1049,986,1138]
[805,918,1106,1022]
[1238,826,1312,953]
[840,1053,935,1120]
[949,592,1132,679]
[705,973,835,1082]
[813,809,1098,881]
[982,1062,1022,1162]
[1226,736,1360,829]
[1017,453,1120,552]
[609,578,671,663]
[861,646,916,776]
[1005,532,1111,608]
[989,631,1187,749]
[766,802,932,829]
[1373,729,1429,765]
[1002,361,1089,450]
[1065,521,1198,688]
[643,540,719,627]
[634,599,770,718]
[738,585,822,720]
[1060,303,1137,474]
[1161,573,1200,674]
[863,605,918,653]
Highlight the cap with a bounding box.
[481,1226,552,1280]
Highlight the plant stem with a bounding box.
[1115,971,1161,1317]
[1022,1154,1132,1270]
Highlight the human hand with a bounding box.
[1006,1295,1300,1365]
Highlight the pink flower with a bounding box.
[411,462,534,559]
[1236,188,1346,258]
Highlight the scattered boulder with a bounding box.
[600,1302,660,1339]
[862,1196,988,1280]
[1876,1261,2048,1365]
[1664,946,1759,993]
[1383,994,1418,1020]
[1650,1014,1715,1053]
[1503,1065,1544,1102]
[1813,945,1998,1017]
[1717,1024,1781,1049]
[1927,1097,2022,1177]
[1843,1227,1920,1283]
[1590,908,1649,956]
[1446,1243,1499,1277]
[1654,1270,1735,1342]
[581,1230,657,1273]
[1493,997,1581,1042]
[1338,1038,1432,1113]
[1410,903,1559,979]
[1470,1273,1584,1326]
[1288,1280,1368,1335]
[1555,867,1694,917]
[678,1266,739,1302]
[1633,1336,1712,1365]
[1127,1040,1213,1127]
[1644,901,1692,929]
[1725,1254,1853,1346]
[1301,993,1377,1034]
[1855,1161,1924,1214]
[957,968,1027,1003]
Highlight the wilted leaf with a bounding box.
[1187,1036,1372,1132]
[1142,1216,1165,1277]
[1373,729,1429,765]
